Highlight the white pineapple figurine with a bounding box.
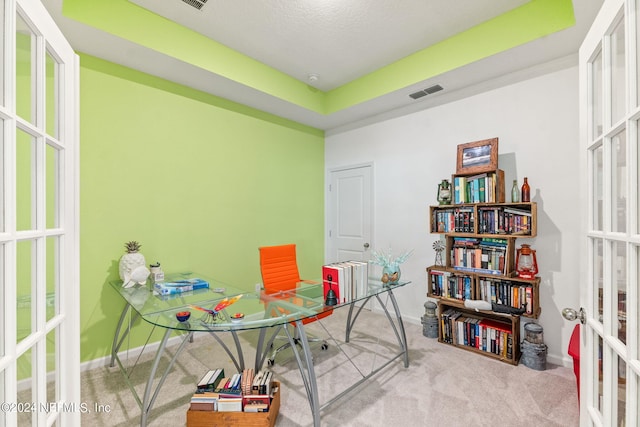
[119,241,148,287]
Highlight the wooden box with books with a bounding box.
[186,381,281,427]
[438,302,521,365]
[430,202,537,237]
[451,169,505,205]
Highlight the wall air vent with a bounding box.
[181,0,208,10]
[409,84,444,100]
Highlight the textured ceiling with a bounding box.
[128,0,529,91]
[42,0,603,133]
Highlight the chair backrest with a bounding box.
[259,244,301,294]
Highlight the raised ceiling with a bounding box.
[42,0,603,134]
[128,0,530,91]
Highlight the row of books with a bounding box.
[429,270,473,301]
[477,206,532,235]
[432,207,474,233]
[453,171,501,204]
[440,309,513,359]
[191,368,276,413]
[451,238,508,275]
[478,278,534,315]
[322,261,369,304]
[154,278,209,296]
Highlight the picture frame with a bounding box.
[456,137,499,175]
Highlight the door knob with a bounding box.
[363,243,370,249]
[562,307,586,324]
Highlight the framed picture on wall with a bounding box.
[456,137,499,175]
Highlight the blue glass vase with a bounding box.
[382,265,401,284]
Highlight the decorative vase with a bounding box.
[511,179,520,203]
[119,241,147,282]
[381,265,401,284]
[521,177,531,202]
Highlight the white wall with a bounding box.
[325,65,580,366]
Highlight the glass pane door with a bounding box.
[0,1,79,426]
[581,1,639,425]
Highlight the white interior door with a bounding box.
[0,1,79,426]
[327,164,373,263]
[579,0,639,425]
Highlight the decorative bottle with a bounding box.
[521,177,531,202]
[511,180,520,203]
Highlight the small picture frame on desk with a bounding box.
[456,137,498,175]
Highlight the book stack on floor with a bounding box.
[186,368,280,427]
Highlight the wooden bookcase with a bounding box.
[428,178,540,364]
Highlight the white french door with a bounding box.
[579,0,640,425]
[0,1,79,426]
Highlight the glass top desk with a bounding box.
[109,272,411,427]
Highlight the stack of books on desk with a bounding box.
[322,261,369,304]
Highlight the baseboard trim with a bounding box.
[80,334,186,372]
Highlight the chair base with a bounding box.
[267,335,328,367]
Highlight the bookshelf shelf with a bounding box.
[438,301,521,365]
[430,202,537,237]
[428,163,540,365]
[427,266,541,319]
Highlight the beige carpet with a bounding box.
[80,307,579,426]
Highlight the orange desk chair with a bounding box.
[259,244,330,366]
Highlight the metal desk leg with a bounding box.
[139,329,194,427]
[345,297,373,343]
[110,304,132,368]
[375,289,409,368]
[254,325,282,371]
[284,320,320,427]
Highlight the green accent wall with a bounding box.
[79,55,325,362]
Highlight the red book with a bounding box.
[322,265,341,303]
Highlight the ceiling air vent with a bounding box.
[425,84,443,94]
[409,91,427,100]
[409,84,444,100]
[181,0,208,10]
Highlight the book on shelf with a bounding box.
[242,394,270,412]
[477,206,532,235]
[216,373,243,397]
[451,238,507,275]
[440,307,514,359]
[217,397,243,412]
[453,171,502,204]
[251,370,273,395]
[190,391,219,411]
[477,277,533,315]
[241,368,254,396]
[197,368,225,392]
